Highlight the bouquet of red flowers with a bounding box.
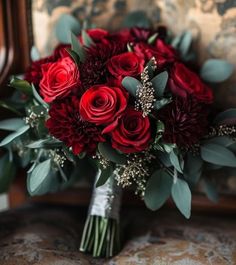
[0,13,235,258]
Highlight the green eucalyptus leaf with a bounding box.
[201,143,236,167]
[202,178,219,203]
[162,143,176,153]
[121,76,141,97]
[154,98,172,110]
[213,108,236,125]
[151,71,168,98]
[55,14,80,43]
[200,59,234,83]
[0,153,16,193]
[171,178,191,219]
[98,142,126,165]
[171,34,182,49]
[156,120,165,134]
[147,33,158,44]
[144,169,172,211]
[70,31,86,62]
[30,46,40,61]
[82,30,95,47]
[0,100,23,116]
[184,153,203,186]
[32,84,48,107]
[205,136,235,147]
[0,118,25,131]
[123,11,151,29]
[0,125,30,147]
[9,77,32,96]
[169,149,183,173]
[27,159,58,195]
[146,58,156,79]
[71,31,80,54]
[66,48,80,65]
[27,138,62,149]
[96,167,113,188]
[179,31,192,57]
[156,151,172,167]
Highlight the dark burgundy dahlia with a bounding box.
[46,96,104,155]
[158,97,208,148]
[80,41,126,90]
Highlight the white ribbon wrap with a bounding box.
[88,170,122,221]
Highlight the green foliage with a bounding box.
[178,31,192,57]
[9,77,32,96]
[70,31,85,62]
[201,143,236,167]
[153,98,172,110]
[82,30,95,47]
[169,149,183,173]
[0,125,30,147]
[98,142,126,165]
[171,31,192,59]
[151,71,168,98]
[202,178,219,203]
[200,59,234,83]
[121,77,141,97]
[144,169,173,211]
[146,58,156,79]
[0,153,16,193]
[27,159,59,195]
[27,138,62,149]
[213,108,236,125]
[32,84,48,107]
[156,151,172,167]
[96,167,113,188]
[55,14,81,43]
[205,136,235,148]
[153,120,165,144]
[0,100,23,116]
[171,178,191,219]
[0,118,26,131]
[30,46,40,61]
[122,11,151,29]
[147,33,158,44]
[184,153,203,187]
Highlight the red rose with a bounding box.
[107,52,144,79]
[80,28,110,45]
[39,57,80,103]
[24,44,69,86]
[134,39,177,67]
[133,42,156,63]
[79,85,128,133]
[110,108,152,153]
[169,62,213,103]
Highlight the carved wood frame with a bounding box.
[0,0,32,92]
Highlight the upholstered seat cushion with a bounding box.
[0,204,235,265]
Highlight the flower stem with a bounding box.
[80,215,121,258]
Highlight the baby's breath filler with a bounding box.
[135,57,157,117]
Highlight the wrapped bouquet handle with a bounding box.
[80,171,122,258]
